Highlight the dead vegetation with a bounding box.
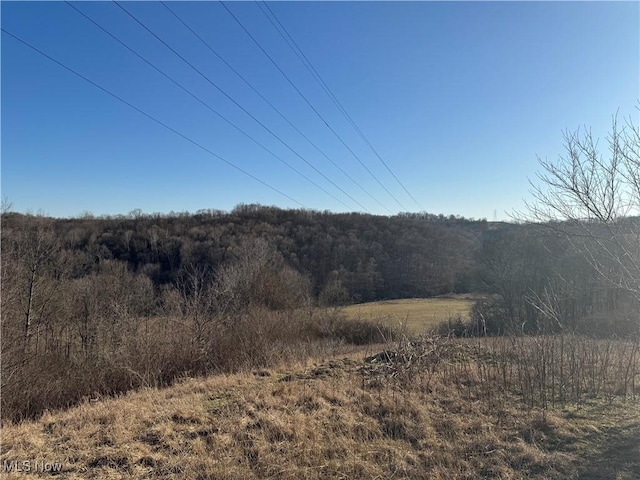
[0,234,401,423]
[2,334,639,479]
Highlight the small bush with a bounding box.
[330,317,398,345]
[434,314,470,337]
[468,297,511,335]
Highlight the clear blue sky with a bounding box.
[2,1,638,219]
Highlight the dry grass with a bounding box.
[341,296,476,334]
[2,338,639,479]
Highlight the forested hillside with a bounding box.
[2,205,635,332]
[2,206,486,302]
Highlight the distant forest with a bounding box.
[3,204,635,336]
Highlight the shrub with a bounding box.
[468,297,511,335]
[434,314,470,337]
[323,316,398,345]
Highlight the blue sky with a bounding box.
[2,1,638,219]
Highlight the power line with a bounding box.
[259,1,424,211]
[160,1,391,215]
[64,2,350,211]
[220,2,407,211]
[114,1,369,213]
[1,28,306,209]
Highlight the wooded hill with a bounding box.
[3,206,485,301]
[3,205,635,336]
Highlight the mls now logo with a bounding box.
[2,459,63,473]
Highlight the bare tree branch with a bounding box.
[518,112,640,328]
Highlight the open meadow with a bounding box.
[340,296,476,334]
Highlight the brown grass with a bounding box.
[2,336,639,479]
[341,296,476,334]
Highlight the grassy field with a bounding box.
[340,296,476,334]
[2,336,639,479]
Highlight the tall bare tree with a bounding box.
[1,216,61,354]
[522,112,640,330]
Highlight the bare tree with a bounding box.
[1,195,13,214]
[215,237,310,316]
[1,216,61,354]
[522,112,640,330]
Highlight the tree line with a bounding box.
[3,204,635,340]
[2,206,484,304]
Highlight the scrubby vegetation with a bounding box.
[1,335,639,479]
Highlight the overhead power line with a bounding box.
[1,28,306,209]
[220,2,408,211]
[114,1,369,213]
[259,1,424,212]
[64,2,351,211]
[159,1,391,215]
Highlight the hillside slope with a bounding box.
[2,349,639,479]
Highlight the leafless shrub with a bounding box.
[434,314,470,337]
[362,333,640,412]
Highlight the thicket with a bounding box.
[461,221,639,338]
[365,333,639,413]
